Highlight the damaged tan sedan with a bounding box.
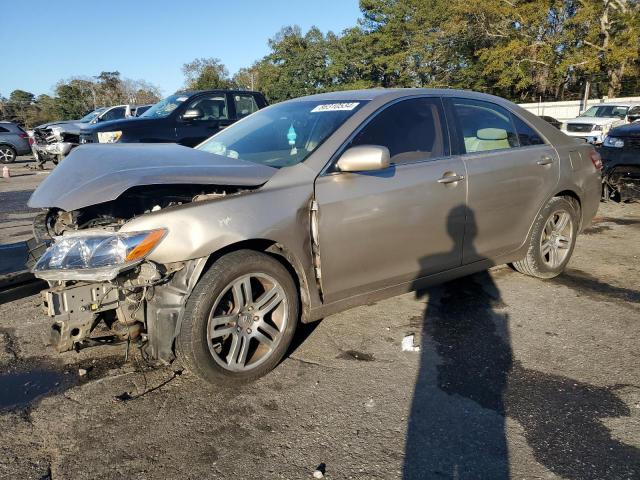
[29,89,602,384]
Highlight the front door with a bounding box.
[175,93,234,147]
[314,97,467,304]
[447,97,560,263]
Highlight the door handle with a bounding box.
[437,174,465,184]
[537,156,554,166]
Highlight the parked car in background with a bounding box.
[601,122,640,202]
[0,121,31,163]
[560,102,640,144]
[28,88,601,384]
[133,104,153,117]
[31,105,137,164]
[79,90,267,147]
[538,115,562,129]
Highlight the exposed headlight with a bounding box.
[97,131,123,143]
[603,136,624,148]
[592,125,603,131]
[33,229,167,281]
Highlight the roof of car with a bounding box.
[290,88,513,104]
[176,89,263,96]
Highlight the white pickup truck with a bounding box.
[561,102,640,144]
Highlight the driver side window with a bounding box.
[188,95,229,121]
[102,107,126,121]
[349,97,449,164]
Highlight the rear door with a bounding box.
[314,97,467,303]
[446,97,560,263]
[175,93,234,147]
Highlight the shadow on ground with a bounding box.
[404,206,640,479]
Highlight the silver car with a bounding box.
[28,89,602,384]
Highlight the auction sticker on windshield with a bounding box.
[311,102,360,112]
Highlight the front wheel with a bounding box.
[176,250,299,385]
[512,196,580,279]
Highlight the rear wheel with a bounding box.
[0,145,16,164]
[512,196,579,279]
[176,250,298,385]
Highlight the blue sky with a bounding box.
[1,0,362,97]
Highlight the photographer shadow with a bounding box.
[403,205,640,479]
[404,206,511,478]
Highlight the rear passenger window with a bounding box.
[452,98,518,153]
[511,114,545,146]
[350,97,449,164]
[234,94,259,119]
[0,127,8,133]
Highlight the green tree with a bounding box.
[565,0,640,97]
[182,58,234,90]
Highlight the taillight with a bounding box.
[28,137,35,145]
[589,149,603,171]
[18,133,28,139]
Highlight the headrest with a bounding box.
[477,128,508,140]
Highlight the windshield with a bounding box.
[80,107,108,122]
[197,100,367,168]
[141,94,189,119]
[580,105,629,118]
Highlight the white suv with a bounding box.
[561,102,640,144]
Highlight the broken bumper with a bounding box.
[43,282,124,352]
[32,141,75,158]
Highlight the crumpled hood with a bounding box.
[36,120,85,130]
[28,143,277,211]
[80,116,149,133]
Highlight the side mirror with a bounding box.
[182,108,203,121]
[336,145,391,172]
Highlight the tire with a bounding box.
[176,250,299,385]
[0,145,16,164]
[512,196,580,279]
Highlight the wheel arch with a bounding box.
[553,189,583,229]
[197,238,312,324]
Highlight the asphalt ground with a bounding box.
[0,160,638,479]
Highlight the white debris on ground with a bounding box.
[401,334,420,352]
[78,368,87,376]
[312,469,324,479]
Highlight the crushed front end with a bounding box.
[31,185,240,363]
[600,136,640,202]
[31,126,77,163]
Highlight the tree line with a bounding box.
[2,0,638,127]
[230,0,639,103]
[0,72,161,128]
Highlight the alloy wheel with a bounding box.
[0,146,15,163]
[206,273,288,372]
[540,210,573,268]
